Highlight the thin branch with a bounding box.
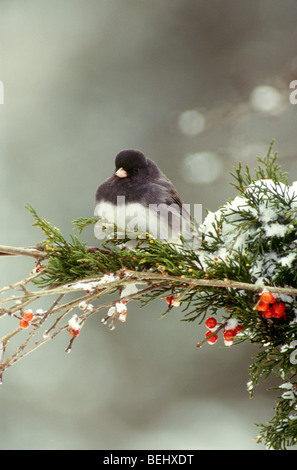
[0,244,110,258]
[122,270,297,296]
[0,245,46,259]
[0,271,43,296]
[196,321,227,348]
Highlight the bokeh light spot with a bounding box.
[177,109,205,136]
[182,152,223,184]
[249,85,283,114]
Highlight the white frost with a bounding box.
[120,284,139,298]
[116,302,127,314]
[225,318,238,330]
[68,314,81,330]
[71,273,120,292]
[199,178,297,285]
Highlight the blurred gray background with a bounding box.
[0,0,297,450]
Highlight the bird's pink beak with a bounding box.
[115,167,128,178]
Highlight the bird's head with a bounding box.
[114,150,148,179]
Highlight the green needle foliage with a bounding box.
[19,142,297,449]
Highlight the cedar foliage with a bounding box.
[1,141,297,449]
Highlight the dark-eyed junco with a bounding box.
[94,149,199,246]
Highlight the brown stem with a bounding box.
[0,244,110,258]
[123,270,297,296]
[0,245,46,259]
[196,321,227,348]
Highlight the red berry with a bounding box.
[19,319,30,329]
[260,291,276,304]
[36,264,45,272]
[256,301,269,311]
[118,311,127,322]
[69,327,80,338]
[166,295,180,307]
[272,302,285,318]
[223,329,236,341]
[205,331,218,344]
[234,325,244,334]
[23,310,34,322]
[205,317,217,329]
[261,307,274,318]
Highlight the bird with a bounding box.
[94,149,199,247]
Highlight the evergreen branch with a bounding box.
[1,143,297,449]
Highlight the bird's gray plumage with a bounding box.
[95,149,199,246]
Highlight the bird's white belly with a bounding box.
[94,200,190,242]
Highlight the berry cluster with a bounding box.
[19,310,34,329]
[204,317,218,344]
[204,317,244,346]
[256,291,286,319]
[223,321,244,346]
[101,300,128,329]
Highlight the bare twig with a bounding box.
[0,245,46,259]
[0,244,110,258]
[122,270,297,296]
[0,271,43,296]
